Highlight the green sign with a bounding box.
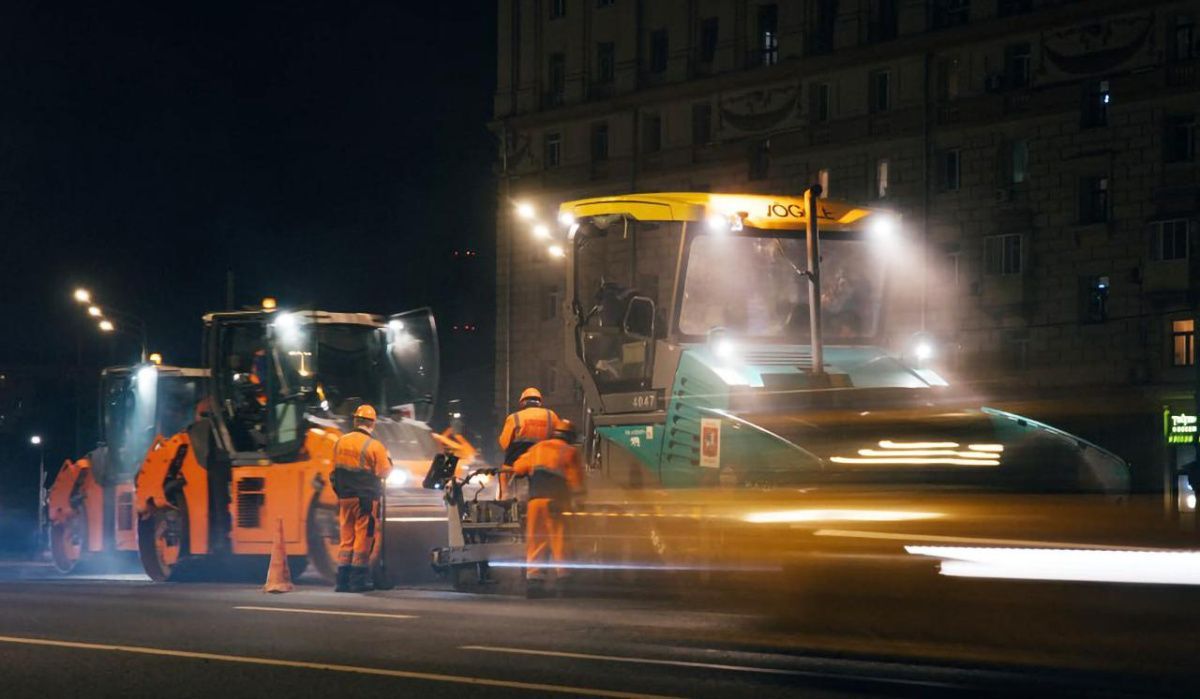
[1165,407,1198,445]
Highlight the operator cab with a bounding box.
[203,308,439,462]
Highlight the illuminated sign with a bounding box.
[1165,408,1198,445]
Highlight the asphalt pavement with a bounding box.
[0,559,1192,698]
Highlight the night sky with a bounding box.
[0,2,497,538]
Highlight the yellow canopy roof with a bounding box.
[559,192,886,232]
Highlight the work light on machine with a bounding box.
[558,211,575,227]
[869,214,897,243]
[515,202,536,220]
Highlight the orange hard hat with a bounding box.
[554,418,574,433]
[353,404,377,421]
[519,387,543,404]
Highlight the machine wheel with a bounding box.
[306,499,340,583]
[50,506,87,574]
[287,556,309,581]
[138,501,189,582]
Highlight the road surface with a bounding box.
[0,561,1190,698]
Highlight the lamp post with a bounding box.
[73,288,148,361]
[30,435,45,554]
[804,184,825,380]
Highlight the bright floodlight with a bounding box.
[386,469,409,488]
[136,364,156,383]
[87,305,102,317]
[713,336,738,360]
[274,312,298,330]
[706,214,729,233]
[515,202,536,220]
[533,223,551,239]
[547,244,566,259]
[30,435,42,446]
[73,288,91,304]
[869,214,897,241]
[98,319,115,332]
[915,341,934,362]
[558,211,575,227]
[1188,493,1197,511]
[388,319,404,332]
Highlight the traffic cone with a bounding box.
[263,517,294,593]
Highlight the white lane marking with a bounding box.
[0,635,677,699]
[812,529,1166,551]
[385,517,445,522]
[460,644,810,677]
[235,606,416,620]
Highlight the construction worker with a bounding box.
[509,418,584,598]
[497,387,559,498]
[330,404,392,593]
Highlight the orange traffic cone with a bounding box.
[263,517,294,593]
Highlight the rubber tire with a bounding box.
[306,499,339,583]
[51,504,87,574]
[138,500,189,582]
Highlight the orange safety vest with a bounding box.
[499,406,558,465]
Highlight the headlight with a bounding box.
[386,469,409,488]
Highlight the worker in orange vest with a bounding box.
[509,418,584,598]
[330,404,392,592]
[497,387,560,498]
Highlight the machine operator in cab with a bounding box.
[509,418,584,598]
[497,387,560,498]
[331,404,393,593]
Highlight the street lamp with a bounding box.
[98,319,115,332]
[87,305,102,317]
[73,288,91,304]
[30,435,45,554]
[72,288,148,361]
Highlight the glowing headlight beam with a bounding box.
[968,444,1004,452]
[830,456,1000,467]
[743,509,943,524]
[878,440,959,449]
[907,545,1200,586]
[856,449,997,459]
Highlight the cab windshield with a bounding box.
[678,233,885,342]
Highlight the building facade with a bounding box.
[491,0,1199,470]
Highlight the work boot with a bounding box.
[334,565,351,593]
[525,578,549,599]
[348,566,372,593]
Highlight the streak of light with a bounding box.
[486,560,781,573]
[234,606,415,620]
[855,449,997,459]
[385,517,446,523]
[906,545,1200,585]
[878,440,959,449]
[967,444,1005,452]
[743,509,943,524]
[830,456,1000,466]
[813,529,1159,551]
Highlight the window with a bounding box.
[1005,43,1031,89]
[544,132,561,168]
[1172,319,1196,367]
[649,29,668,73]
[937,56,961,103]
[1164,115,1196,163]
[1171,16,1195,62]
[875,158,889,198]
[541,361,559,395]
[1081,80,1110,129]
[591,122,609,162]
[749,139,770,180]
[1150,219,1193,261]
[1078,176,1109,224]
[808,0,837,55]
[596,42,615,83]
[550,0,566,19]
[939,148,961,191]
[812,82,831,122]
[642,113,662,153]
[541,285,562,321]
[700,17,719,63]
[758,4,779,66]
[692,103,712,145]
[1011,139,1028,184]
[984,234,1022,275]
[932,0,969,30]
[547,53,566,105]
[818,168,830,197]
[997,0,1032,17]
[869,70,890,113]
[869,0,899,42]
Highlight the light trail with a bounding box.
[906,545,1200,585]
[235,606,416,620]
